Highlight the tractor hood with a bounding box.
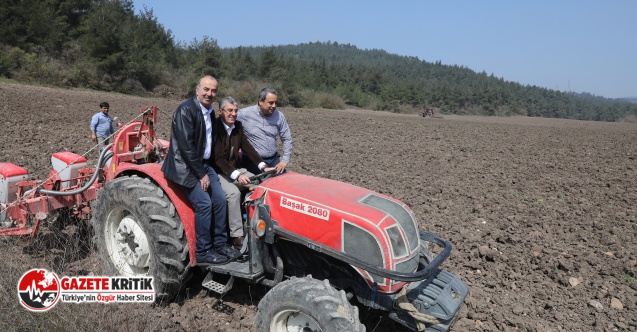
[247,172,421,284]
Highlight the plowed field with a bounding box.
[1,82,635,331]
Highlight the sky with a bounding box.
[131,1,636,99]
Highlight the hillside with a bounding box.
[225,42,637,121]
[1,1,636,121]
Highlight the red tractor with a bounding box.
[0,106,468,331]
[420,106,434,118]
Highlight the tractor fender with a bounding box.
[112,162,197,266]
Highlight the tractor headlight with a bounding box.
[253,219,266,237]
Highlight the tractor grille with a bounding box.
[360,194,418,252]
[343,221,384,284]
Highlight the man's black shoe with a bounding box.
[196,250,229,266]
[216,244,241,260]
[232,236,245,249]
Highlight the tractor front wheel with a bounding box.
[91,175,190,300]
[255,276,365,332]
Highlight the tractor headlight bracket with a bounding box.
[256,204,276,244]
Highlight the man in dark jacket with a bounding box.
[213,97,273,249]
[161,75,240,265]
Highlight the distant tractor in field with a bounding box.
[420,106,435,118]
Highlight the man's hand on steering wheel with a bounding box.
[274,161,287,174]
[248,168,277,183]
[237,174,251,186]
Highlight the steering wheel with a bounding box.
[248,169,277,184]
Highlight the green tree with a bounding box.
[122,7,177,90]
[78,0,135,88]
[187,37,222,77]
[258,47,278,79]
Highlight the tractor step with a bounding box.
[202,272,234,295]
[206,257,264,280]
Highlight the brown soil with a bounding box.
[1,82,636,331]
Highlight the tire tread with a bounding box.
[91,175,189,301]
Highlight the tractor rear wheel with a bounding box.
[91,175,190,300]
[255,276,365,332]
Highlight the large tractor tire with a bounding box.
[255,276,366,332]
[91,175,190,300]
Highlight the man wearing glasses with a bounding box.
[214,96,274,249]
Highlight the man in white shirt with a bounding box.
[161,75,240,265]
